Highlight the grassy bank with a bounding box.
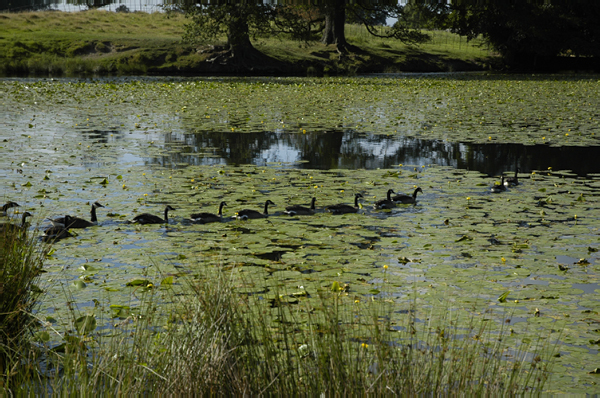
[0,10,494,77]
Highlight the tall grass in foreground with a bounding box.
[0,220,47,391]
[35,269,553,395]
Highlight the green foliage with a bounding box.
[0,220,47,389]
[179,3,273,48]
[439,1,600,65]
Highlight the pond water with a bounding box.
[1,74,599,393]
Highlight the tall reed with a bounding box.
[40,267,553,395]
[0,219,47,392]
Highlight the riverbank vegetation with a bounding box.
[0,217,552,394]
[0,218,47,390]
[0,10,493,77]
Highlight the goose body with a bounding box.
[504,168,520,186]
[1,201,20,216]
[43,215,74,241]
[50,201,104,229]
[491,176,507,193]
[284,197,316,216]
[393,187,423,204]
[374,189,396,210]
[132,205,175,225]
[235,200,275,220]
[1,211,32,235]
[191,201,227,223]
[327,193,363,215]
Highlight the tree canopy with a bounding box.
[174,0,431,59]
[438,0,600,67]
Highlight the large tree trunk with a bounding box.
[321,0,349,52]
[205,5,283,74]
[227,8,255,57]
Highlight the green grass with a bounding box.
[0,10,494,76]
[0,215,47,392]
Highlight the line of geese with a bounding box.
[1,187,424,240]
[121,186,424,225]
[3,169,520,240]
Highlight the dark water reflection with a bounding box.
[148,130,600,177]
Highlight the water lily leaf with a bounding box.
[455,235,473,242]
[126,279,152,287]
[30,284,43,293]
[331,281,342,292]
[75,315,97,334]
[110,305,131,319]
[34,331,50,342]
[72,280,87,289]
[161,276,174,285]
[498,291,510,303]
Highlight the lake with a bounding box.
[1,74,599,393]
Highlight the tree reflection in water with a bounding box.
[146,129,600,177]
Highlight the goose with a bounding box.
[284,197,317,216]
[392,187,423,204]
[1,201,20,216]
[490,176,507,193]
[49,201,105,229]
[504,168,520,186]
[131,205,176,225]
[43,215,74,241]
[327,193,363,215]
[234,200,275,220]
[191,201,227,223]
[374,189,396,210]
[1,211,32,235]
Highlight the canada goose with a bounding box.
[132,205,176,225]
[374,189,396,210]
[50,201,105,229]
[191,201,227,223]
[1,211,32,235]
[43,215,74,241]
[490,176,507,193]
[284,197,317,216]
[234,200,275,220]
[327,193,363,215]
[504,168,520,186]
[393,187,423,204]
[1,201,20,216]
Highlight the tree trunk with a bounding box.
[227,8,255,57]
[321,0,348,51]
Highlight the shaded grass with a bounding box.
[0,10,493,76]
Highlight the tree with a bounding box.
[179,2,272,60]
[320,0,430,53]
[440,0,600,68]
[175,0,431,65]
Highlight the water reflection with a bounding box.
[145,130,600,177]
